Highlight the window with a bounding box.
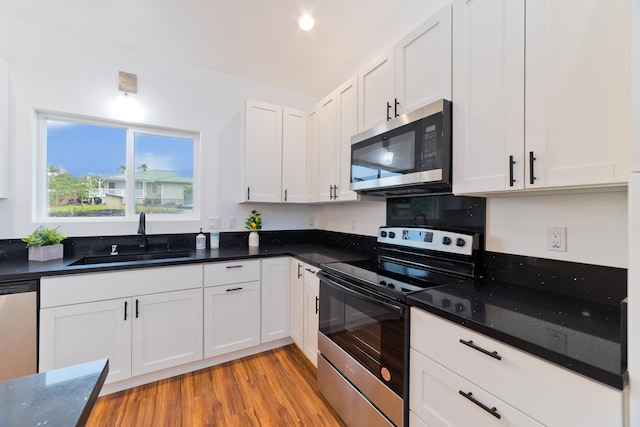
[39,114,198,219]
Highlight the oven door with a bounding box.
[318,272,406,426]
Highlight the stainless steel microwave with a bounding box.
[350,99,452,196]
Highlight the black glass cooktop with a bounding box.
[321,258,473,301]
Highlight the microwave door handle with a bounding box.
[319,275,404,315]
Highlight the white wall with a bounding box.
[0,14,318,239]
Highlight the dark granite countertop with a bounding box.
[0,358,108,426]
[408,279,627,390]
[0,243,372,282]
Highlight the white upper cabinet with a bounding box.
[394,4,452,116]
[358,49,394,131]
[336,76,359,201]
[242,100,283,202]
[242,101,308,203]
[453,0,631,194]
[452,0,525,193]
[524,0,630,188]
[0,56,8,198]
[305,105,319,202]
[358,5,453,132]
[282,108,307,203]
[317,91,338,202]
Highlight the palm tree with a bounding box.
[138,164,150,172]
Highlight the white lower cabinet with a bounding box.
[39,265,204,385]
[409,307,626,427]
[203,259,261,358]
[261,257,291,343]
[40,298,132,384]
[290,258,304,349]
[302,265,320,367]
[203,281,261,357]
[131,289,203,376]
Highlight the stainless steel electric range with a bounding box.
[317,226,481,427]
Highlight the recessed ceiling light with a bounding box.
[297,13,315,31]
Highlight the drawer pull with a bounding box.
[225,265,243,269]
[305,267,317,274]
[226,287,243,292]
[459,391,501,419]
[459,339,502,360]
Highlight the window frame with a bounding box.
[35,111,201,222]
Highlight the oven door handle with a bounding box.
[319,275,405,316]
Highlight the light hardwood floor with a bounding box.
[86,345,346,426]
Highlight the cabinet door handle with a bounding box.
[305,267,317,274]
[226,265,243,269]
[315,296,319,314]
[394,98,399,117]
[247,186,251,200]
[297,263,302,279]
[509,155,516,187]
[226,287,243,292]
[459,391,501,419]
[386,101,392,121]
[124,301,128,321]
[135,299,140,318]
[529,151,536,185]
[284,188,288,202]
[459,339,502,360]
[333,185,338,199]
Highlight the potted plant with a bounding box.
[245,209,262,247]
[23,226,66,261]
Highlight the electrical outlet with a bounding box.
[309,217,315,227]
[228,217,236,230]
[546,226,566,251]
[351,218,357,231]
[208,217,221,229]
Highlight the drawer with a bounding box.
[203,260,261,286]
[410,307,625,427]
[410,348,543,427]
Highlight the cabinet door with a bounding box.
[261,257,291,343]
[317,91,338,202]
[204,281,261,358]
[290,259,304,350]
[525,0,631,188]
[243,100,283,202]
[395,4,452,115]
[282,108,307,203]
[303,266,320,367]
[452,0,525,194]
[410,349,543,427]
[336,76,359,201]
[40,299,132,384]
[131,289,203,376]
[358,49,394,131]
[306,105,319,202]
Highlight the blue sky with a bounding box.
[47,121,194,178]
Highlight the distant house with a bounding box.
[101,170,193,206]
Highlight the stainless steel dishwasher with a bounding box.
[0,279,38,381]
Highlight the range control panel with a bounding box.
[377,227,477,256]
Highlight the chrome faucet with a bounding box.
[138,211,147,250]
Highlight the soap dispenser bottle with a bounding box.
[196,228,206,250]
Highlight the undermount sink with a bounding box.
[68,251,192,266]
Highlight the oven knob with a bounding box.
[381,231,387,238]
[441,298,451,308]
[389,232,396,239]
[455,303,466,313]
[442,236,451,245]
[456,238,466,247]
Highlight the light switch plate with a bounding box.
[208,217,221,229]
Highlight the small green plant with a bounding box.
[22,226,66,247]
[245,210,262,232]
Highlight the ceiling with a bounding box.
[0,0,441,98]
